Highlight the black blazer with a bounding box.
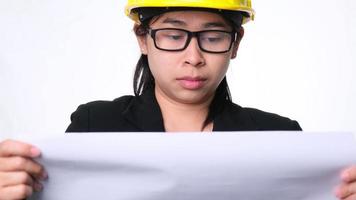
[66,89,302,132]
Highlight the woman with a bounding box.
[0,0,355,199]
[65,2,301,132]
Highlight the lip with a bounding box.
[176,76,207,90]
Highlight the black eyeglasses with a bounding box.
[148,28,236,53]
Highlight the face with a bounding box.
[137,11,243,105]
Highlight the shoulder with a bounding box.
[80,95,134,113]
[65,95,136,132]
[216,101,302,131]
[242,107,302,130]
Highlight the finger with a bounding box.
[0,184,33,200]
[0,171,34,187]
[0,139,41,158]
[33,181,44,192]
[0,157,47,181]
[341,165,356,183]
[0,172,34,187]
[335,182,356,199]
[0,172,44,193]
[343,193,356,200]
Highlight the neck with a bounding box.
[155,87,214,132]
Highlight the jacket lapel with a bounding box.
[122,88,165,132]
[122,88,258,132]
[213,101,259,131]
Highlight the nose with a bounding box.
[184,37,205,67]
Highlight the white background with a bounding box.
[0,0,355,138]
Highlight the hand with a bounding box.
[335,165,356,200]
[0,139,47,200]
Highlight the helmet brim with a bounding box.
[133,7,245,27]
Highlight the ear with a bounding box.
[136,34,148,55]
[231,27,244,59]
[134,24,148,55]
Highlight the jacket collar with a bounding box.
[213,102,258,131]
[122,88,165,132]
[122,87,257,132]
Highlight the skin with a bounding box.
[335,166,356,200]
[0,10,355,200]
[0,139,47,200]
[136,11,242,131]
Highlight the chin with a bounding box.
[173,91,212,105]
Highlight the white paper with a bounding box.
[25,132,356,200]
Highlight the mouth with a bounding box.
[176,76,207,90]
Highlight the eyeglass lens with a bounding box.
[152,29,234,53]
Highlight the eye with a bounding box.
[168,34,184,40]
[201,36,224,43]
[201,32,230,43]
[207,37,223,43]
[162,33,185,41]
[157,29,187,41]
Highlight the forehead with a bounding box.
[150,11,231,29]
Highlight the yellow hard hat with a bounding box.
[125,0,255,24]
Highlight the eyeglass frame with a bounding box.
[147,28,237,54]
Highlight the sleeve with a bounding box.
[291,120,303,131]
[65,104,90,132]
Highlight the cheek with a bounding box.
[147,49,175,81]
[207,55,231,80]
[146,42,164,77]
[146,41,181,79]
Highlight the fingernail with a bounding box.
[341,171,350,182]
[334,187,341,198]
[34,183,43,192]
[40,171,48,180]
[30,147,41,157]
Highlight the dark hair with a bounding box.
[133,23,154,96]
[133,11,242,129]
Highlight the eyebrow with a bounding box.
[162,18,187,26]
[161,18,229,29]
[203,22,229,29]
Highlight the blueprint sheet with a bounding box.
[23,132,356,200]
